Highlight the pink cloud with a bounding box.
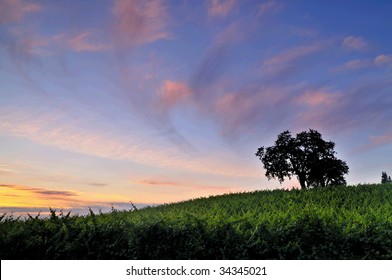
[294,79,392,137]
[296,90,337,107]
[369,132,392,148]
[342,36,368,51]
[136,179,179,186]
[335,54,392,71]
[64,32,110,52]
[0,0,42,24]
[374,54,392,66]
[332,59,372,72]
[158,80,192,108]
[208,0,235,18]
[345,59,370,69]
[113,0,169,47]
[263,42,324,67]
[356,131,392,153]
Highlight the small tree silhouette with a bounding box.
[381,171,392,184]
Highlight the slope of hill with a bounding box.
[1,184,391,259]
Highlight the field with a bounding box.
[1,184,392,259]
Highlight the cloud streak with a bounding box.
[258,0,282,17]
[59,32,110,52]
[263,42,325,68]
[208,0,236,18]
[0,109,260,178]
[0,184,77,197]
[295,79,392,140]
[0,0,42,24]
[342,36,369,51]
[296,89,338,107]
[374,54,392,66]
[113,0,169,47]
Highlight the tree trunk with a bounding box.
[298,174,307,189]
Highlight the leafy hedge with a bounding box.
[1,184,391,259]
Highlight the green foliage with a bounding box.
[256,129,349,189]
[1,184,391,259]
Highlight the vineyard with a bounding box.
[1,184,392,259]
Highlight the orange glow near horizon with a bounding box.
[0,184,134,210]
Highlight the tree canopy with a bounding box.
[255,129,349,189]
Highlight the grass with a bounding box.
[1,184,392,259]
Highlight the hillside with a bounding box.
[1,184,392,259]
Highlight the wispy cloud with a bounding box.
[342,36,369,51]
[296,89,338,107]
[344,59,371,69]
[368,131,392,150]
[136,179,179,186]
[258,0,282,17]
[263,42,324,67]
[356,130,392,153]
[0,163,15,175]
[0,109,259,178]
[59,31,110,52]
[0,0,45,64]
[0,184,77,197]
[0,29,109,71]
[334,54,392,72]
[295,80,392,138]
[290,27,319,38]
[88,183,108,187]
[374,54,392,66]
[113,0,169,47]
[190,21,243,99]
[260,41,328,83]
[208,0,236,18]
[0,0,42,24]
[213,83,300,137]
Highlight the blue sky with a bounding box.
[1,0,392,215]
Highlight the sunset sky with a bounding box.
[1,0,392,216]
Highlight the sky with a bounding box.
[1,0,392,216]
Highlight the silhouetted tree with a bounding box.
[255,129,349,189]
[381,171,392,184]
